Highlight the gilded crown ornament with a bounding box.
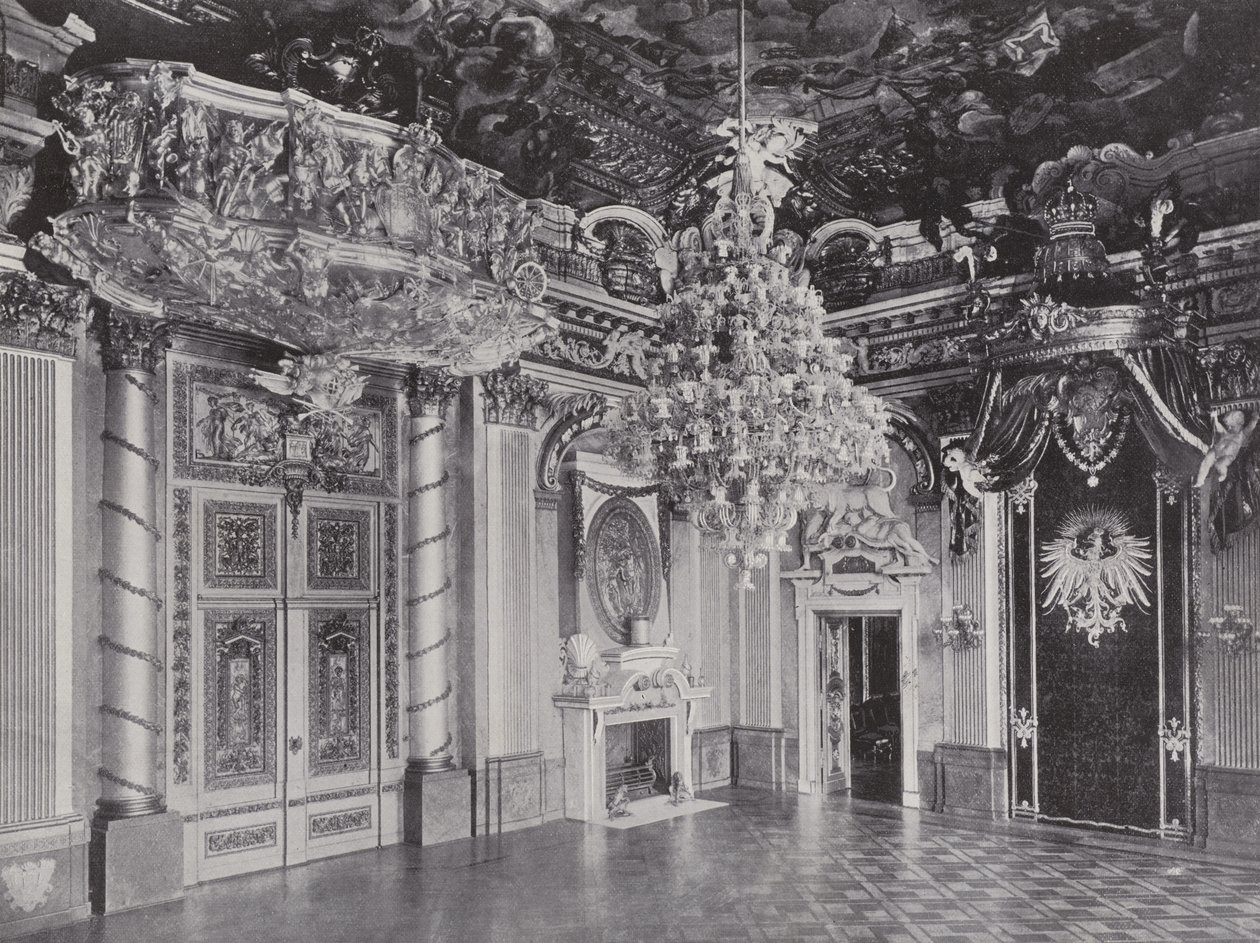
[608,0,890,590]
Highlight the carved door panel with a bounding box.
[819,616,850,793]
[284,498,380,863]
[180,489,382,881]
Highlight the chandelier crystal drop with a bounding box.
[608,145,890,590]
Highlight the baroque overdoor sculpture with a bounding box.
[35,61,557,374]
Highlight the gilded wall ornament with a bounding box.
[1039,505,1153,647]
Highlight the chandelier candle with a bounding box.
[609,0,890,588]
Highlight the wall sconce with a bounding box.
[935,604,983,651]
[1199,605,1256,657]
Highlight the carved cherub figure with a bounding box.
[607,784,632,818]
[1195,409,1259,487]
[942,447,993,499]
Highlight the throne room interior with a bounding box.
[1,0,1260,940]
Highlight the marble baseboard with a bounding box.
[932,744,1007,819]
[0,816,89,940]
[474,753,546,836]
[403,767,473,847]
[692,726,731,790]
[731,726,786,790]
[89,811,184,915]
[1199,765,1260,859]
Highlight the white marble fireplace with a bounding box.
[554,639,712,822]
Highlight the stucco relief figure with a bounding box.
[802,467,939,568]
[1195,408,1258,487]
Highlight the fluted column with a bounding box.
[405,369,461,773]
[96,311,167,819]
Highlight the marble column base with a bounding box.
[0,816,89,939]
[89,811,184,915]
[403,767,473,847]
[1199,765,1260,859]
[931,744,1008,819]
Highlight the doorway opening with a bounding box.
[846,615,902,803]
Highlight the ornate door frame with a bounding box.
[787,549,927,807]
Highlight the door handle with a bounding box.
[289,736,303,754]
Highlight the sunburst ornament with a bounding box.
[1039,505,1153,647]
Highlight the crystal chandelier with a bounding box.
[608,0,890,590]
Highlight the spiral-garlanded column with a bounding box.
[404,368,462,773]
[96,311,168,818]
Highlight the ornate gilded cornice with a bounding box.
[95,309,168,373]
[407,368,462,418]
[0,273,89,357]
[482,369,551,429]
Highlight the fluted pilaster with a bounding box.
[405,369,461,772]
[95,310,167,818]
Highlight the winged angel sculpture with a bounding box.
[1039,505,1153,647]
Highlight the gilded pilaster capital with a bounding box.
[0,272,88,356]
[482,367,550,429]
[95,309,168,373]
[407,367,462,419]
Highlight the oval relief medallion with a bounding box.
[587,496,662,644]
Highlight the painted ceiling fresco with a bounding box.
[44,0,1260,233]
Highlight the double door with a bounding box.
[176,486,387,882]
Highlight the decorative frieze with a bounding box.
[530,324,652,381]
[205,823,277,857]
[308,807,372,838]
[170,360,398,497]
[482,369,550,429]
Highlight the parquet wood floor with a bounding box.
[22,788,1260,942]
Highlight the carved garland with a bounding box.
[537,393,610,492]
[570,470,671,582]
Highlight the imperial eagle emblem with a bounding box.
[1039,505,1153,647]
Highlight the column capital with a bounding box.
[482,367,550,429]
[0,272,89,356]
[95,309,168,373]
[407,367,461,419]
